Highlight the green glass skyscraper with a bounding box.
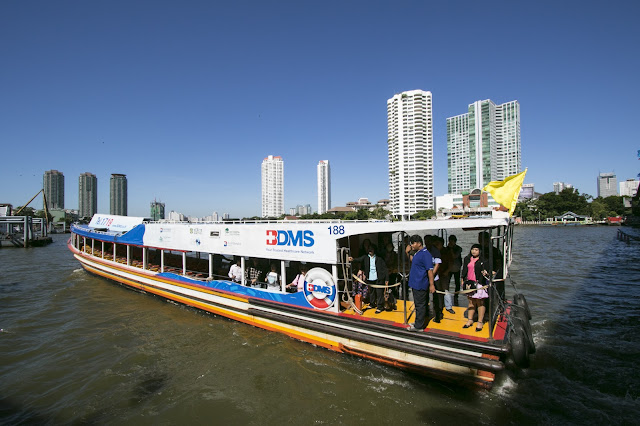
[447,100,521,194]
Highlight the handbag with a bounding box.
[463,280,477,296]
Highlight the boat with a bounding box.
[68,213,534,389]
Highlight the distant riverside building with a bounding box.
[78,172,98,218]
[317,160,331,214]
[620,179,639,197]
[447,100,521,194]
[387,90,434,219]
[110,174,128,216]
[519,183,535,200]
[261,155,284,218]
[212,211,219,222]
[597,172,617,198]
[150,200,165,220]
[168,210,184,221]
[43,169,65,210]
[553,182,573,194]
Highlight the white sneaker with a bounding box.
[406,324,424,332]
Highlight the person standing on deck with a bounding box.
[406,235,435,332]
[349,244,389,314]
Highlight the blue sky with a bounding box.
[1,0,638,218]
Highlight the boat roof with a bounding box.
[72,214,511,264]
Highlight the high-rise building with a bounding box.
[620,179,639,197]
[317,160,331,214]
[150,200,165,220]
[447,100,521,194]
[597,172,617,198]
[78,172,97,218]
[110,174,128,216]
[261,155,284,218]
[553,182,573,194]
[43,170,64,210]
[387,90,434,219]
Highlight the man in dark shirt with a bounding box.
[406,235,435,331]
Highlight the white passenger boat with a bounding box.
[68,213,534,389]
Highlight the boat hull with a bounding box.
[69,241,505,389]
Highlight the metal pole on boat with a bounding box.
[127,245,130,266]
[209,253,213,279]
[91,238,95,256]
[113,243,117,262]
[241,257,246,286]
[102,241,105,259]
[182,252,187,275]
[487,229,494,342]
[161,250,165,272]
[281,260,286,292]
[332,265,340,313]
[143,248,147,270]
[23,216,28,247]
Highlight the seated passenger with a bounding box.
[287,265,307,292]
[228,257,242,283]
[246,258,263,287]
[265,264,280,290]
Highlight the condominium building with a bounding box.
[553,182,573,194]
[78,172,97,218]
[43,169,65,210]
[150,200,165,220]
[317,160,331,214]
[110,174,128,216]
[597,172,617,198]
[261,155,284,218]
[620,179,639,197]
[447,100,521,194]
[387,90,434,219]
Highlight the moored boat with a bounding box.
[68,213,534,389]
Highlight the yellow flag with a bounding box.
[482,169,528,216]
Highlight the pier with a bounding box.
[0,216,52,248]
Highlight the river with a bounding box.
[1,226,639,425]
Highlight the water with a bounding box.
[1,227,639,425]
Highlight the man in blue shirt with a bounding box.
[406,234,435,331]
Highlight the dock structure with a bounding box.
[0,216,52,248]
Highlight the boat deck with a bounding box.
[343,300,495,339]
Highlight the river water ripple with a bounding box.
[1,227,639,424]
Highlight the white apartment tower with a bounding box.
[447,100,521,194]
[317,160,331,214]
[597,172,618,198]
[261,155,284,218]
[387,90,434,219]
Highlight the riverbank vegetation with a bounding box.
[515,188,629,221]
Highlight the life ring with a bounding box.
[508,324,530,368]
[303,267,337,310]
[513,293,532,320]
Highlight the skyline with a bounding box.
[1,1,639,218]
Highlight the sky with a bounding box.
[1,0,639,218]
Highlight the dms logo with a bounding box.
[302,268,337,310]
[266,230,314,247]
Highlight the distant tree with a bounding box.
[370,207,391,220]
[515,200,537,221]
[589,199,608,220]
[13,206,35,217]
[536,188,590,218]
[412,209,436,220]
